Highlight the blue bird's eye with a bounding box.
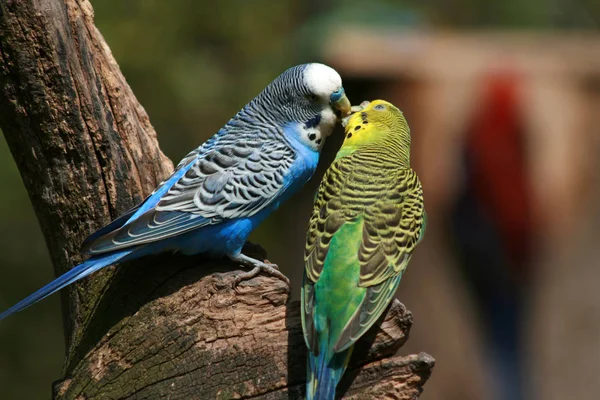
[374,104,385,111]
[330,88,345,103]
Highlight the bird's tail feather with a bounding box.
[307,344,353,400]
[0,249,132,321]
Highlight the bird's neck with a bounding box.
[336,136,411,167]
[390,137,411,167]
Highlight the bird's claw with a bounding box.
[232,262,291,290]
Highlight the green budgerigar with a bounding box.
[301,100,426,399]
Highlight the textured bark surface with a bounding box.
[0,0,434,398]
[0,0,173,353]
[51,255,433,399]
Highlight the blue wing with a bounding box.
[80,204,143,250]
[82,137,296,255]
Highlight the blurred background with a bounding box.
[1,0,600,399]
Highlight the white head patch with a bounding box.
[303,63,342,99]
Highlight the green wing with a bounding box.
[357,168,425,287]
[304,158,351,283]
[302,158,351,352]
[302,157,425,354]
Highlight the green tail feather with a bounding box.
[306,221,363,399]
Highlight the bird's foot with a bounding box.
[228,253,290,289]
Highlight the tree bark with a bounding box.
[0,0,434,398]
[0,0,174,353]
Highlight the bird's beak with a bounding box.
[331,92,351,118]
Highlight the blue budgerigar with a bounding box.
[0,63,351,321]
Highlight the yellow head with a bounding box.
[336,100,411,162]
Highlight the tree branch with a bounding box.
[51,259,433,399]
[0,0,434,398]
[0,0,173,351]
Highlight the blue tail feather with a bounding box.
[307,344,353,400]
[0,249,132,321]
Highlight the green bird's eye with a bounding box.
[374,104,385,111]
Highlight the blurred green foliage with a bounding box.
[0,0,598,399]
[93,0,307,158]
